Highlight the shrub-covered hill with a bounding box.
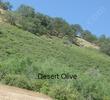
[0,22,110,100]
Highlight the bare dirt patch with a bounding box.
[0,85,52,100]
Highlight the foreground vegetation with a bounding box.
[0,1,110,100]
[0,23,110,100]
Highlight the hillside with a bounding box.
[0,22,110,100]
[0,8,5,22]
[76,37,100,49]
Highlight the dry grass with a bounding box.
[76,37,100,49]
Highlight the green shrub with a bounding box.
[100,42,110,56]
[1,74,32,89]
[48,85,84,100]
[0,23,110,100]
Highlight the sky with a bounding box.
[9,0,110,37]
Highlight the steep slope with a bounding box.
[76,37,99,49]
[0,8,6,22]
[0,22,110,100]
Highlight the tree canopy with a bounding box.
[1,1,110,56]
[0,0,12,10]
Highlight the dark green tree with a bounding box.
[17,5,35,17]
[52,17,71,37]
[81,30,97,42]
[98,35,110,56]
[71,24,83,36]
[0,1,12,10]
[100,39,110,56]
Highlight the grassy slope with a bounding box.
[0,23,110,99]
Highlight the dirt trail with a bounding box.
[0,85,52,100]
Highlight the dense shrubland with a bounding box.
[0,23,110,100]
[0,1,110,100]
